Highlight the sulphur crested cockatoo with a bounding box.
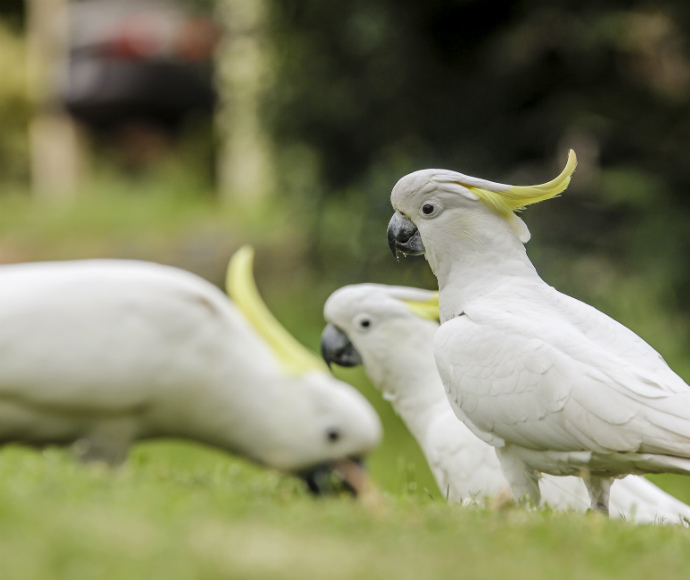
[387,150,690,514]
[0,248,381,493]
[321,282,690,523]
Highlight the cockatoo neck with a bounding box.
[425,212,541,323]
[369,325,452,443]
[392,386,454,447]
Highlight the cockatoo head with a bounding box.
[277,369,383,493]
[226,247,382,496]
[321,284,439,387]
[387,151,577,274]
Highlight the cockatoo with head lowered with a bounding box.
[0,248,381,494]
[321,283,690,523]
[387,151,690,514]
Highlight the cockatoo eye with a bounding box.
[326,428,341,443]
[353,314,373,331]
[420,201,440,218]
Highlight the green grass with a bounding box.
[1,442,690,580]
[3,184,690,579]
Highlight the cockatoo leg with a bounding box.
[495,447,541,506]
[72,418,139,466]
[582,472,612,515]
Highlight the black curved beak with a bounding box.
[298,457,368,496]
[320,324,363,369]
[387,212,426,258]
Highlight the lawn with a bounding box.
[2,442,690,580]
[1,184,690,579]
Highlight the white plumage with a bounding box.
[321,283,690,523]
[0,255,381,486]
[387,152,690,512]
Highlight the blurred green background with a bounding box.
[2,0,690,501]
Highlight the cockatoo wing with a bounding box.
[434,297,690,470]
[548,288,678,378]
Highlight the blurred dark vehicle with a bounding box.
[59,0,218,142]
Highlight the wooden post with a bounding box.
[26,0,86,200]
[215,0,274,204]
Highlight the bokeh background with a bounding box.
[1,0,690,500]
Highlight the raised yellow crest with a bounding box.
[226,246,328,376]
[468,149,577,216]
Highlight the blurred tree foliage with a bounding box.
[0,0,24,28]
[1,0,689,317]
[265,0,690,312]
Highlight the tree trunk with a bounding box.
[26,0,86,201]
[215,0,274,204]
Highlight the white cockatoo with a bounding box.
[0,248,381,493]
[321,282,690,523]
[387,151,690,513]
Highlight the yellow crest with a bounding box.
[226,246,328,376]
[402,293,440,322]
[467,150,577,216]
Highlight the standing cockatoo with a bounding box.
[321,282,690,523]
[0,248,381,494]
[387,151,690,513]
